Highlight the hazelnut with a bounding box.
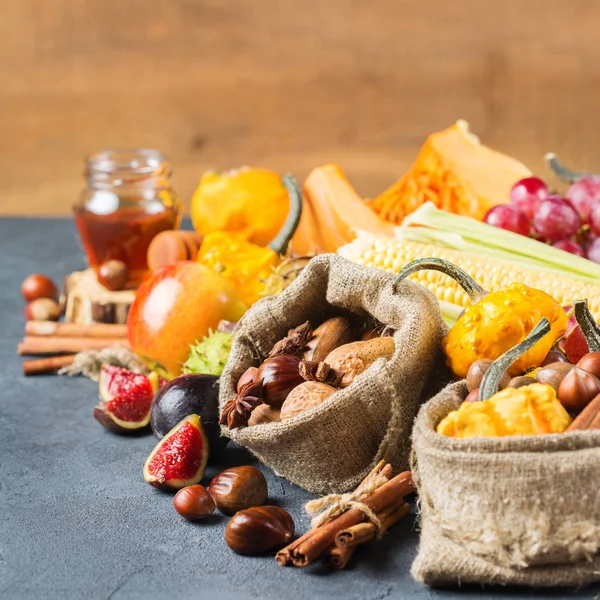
[21,274,58,302]
[208,466,268,515]
[173,485,215,521]
[280,381,336,420]
[225,506,294,555]
[97,260,129,291]
[24,298,61,321]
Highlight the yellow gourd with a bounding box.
[191,168,289,247]
[437,383,572,438]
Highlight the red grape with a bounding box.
[510,177,549,220]
[552,239,585,257]
[566,176,600,224]
[483,204,530,236]
[589,202,600,236]
[587,238,600,264]
[532,196,581,241]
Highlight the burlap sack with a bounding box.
[411,380,600,588]
[219,254,448,495]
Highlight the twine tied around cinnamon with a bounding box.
[58,347,149,381]
[304,460,391,534]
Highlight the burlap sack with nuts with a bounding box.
[219,254,448,495]
[411,380,600,588]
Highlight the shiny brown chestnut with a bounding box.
[208,466,268,515]
[577,352,600,378]
[507,376,536,389]
[237,367,259,394]
[536,362,575,392]
[97,260,129,291]
[558,367,600,414]
[466,359,510,393]
[224,506,294,555]
[256,355,304,408]
[464,388,480,402]
[173,485,215,521]
[21,274,58,302]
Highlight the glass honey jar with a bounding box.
[73,149,183,285]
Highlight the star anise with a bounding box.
[299,360,343,387]
[220,380,263,429]
[268,321,314,358]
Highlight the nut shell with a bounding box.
[280,381,336,420]
[256,355,304,407]
[97,260,129,291]
[21,274,58,302]
[536,362,574,391]
[558,367,600,414]
[247,404,281,426]
[303,317,355,363]
[24,298,61,321]
[224,506,294,555]
[173,485,215,521]
[466,359,510,393]
[577,352,600,378]
[208,466,268,515]
[507,375,536,389]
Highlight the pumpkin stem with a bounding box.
[268,174,303,255]
[574,299,600,352]
[545,153,598,183]
[392,257,487,301]
[479,318,551,401]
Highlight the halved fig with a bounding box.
[143,414,209,490]
[94,365,161,434]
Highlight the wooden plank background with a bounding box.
[2,0,600,215]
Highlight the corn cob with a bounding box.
[338,236,600,320]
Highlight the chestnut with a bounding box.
[256,355,304,408]
[173,485,215,521]
[21,274,58,302]
[558,367,600,414]
[237,367,259,394]
[536,362,574,392]
[208,466,268,515]
[466,359,510,393]
[24,298,61,321]
[464,388,480,402]
[577,352,600,378]
[97,260,128,291]
[507,376,536,389]
[224,506,294,555]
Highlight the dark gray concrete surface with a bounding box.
[1,218,598,600]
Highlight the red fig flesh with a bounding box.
[143,414,209,490]
[94,365,161,434]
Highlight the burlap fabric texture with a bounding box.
[411,380,600,588]
[219,254,448,495]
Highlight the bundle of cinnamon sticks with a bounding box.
[276,462,414,570]
[19,321,129,375]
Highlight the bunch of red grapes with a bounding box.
[484,176,600,262]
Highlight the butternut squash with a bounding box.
[291,164,393,254]
[369,120,532,224]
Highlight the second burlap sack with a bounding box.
[219,254,448,495]
[411,381,600,588]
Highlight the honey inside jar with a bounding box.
[74,149,183,285]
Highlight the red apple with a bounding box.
[558,305,590,364]
[128,261,247,378]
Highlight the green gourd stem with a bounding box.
[268,174,303,255]
[574,300,600,352]
[392,257,487,301]
[545,153,598,183]
[479,318,551,401]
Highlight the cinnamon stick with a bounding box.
[335,501,411,549]
[275,460,390,567]
[322,544,356,570]
[25,321,128,339]
[17,336,130,356]
[567,393,600,431]
[22,355,76,375]
[290,471,413,567]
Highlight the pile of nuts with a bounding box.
[221,316,396,428]
[173,465,294,555]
